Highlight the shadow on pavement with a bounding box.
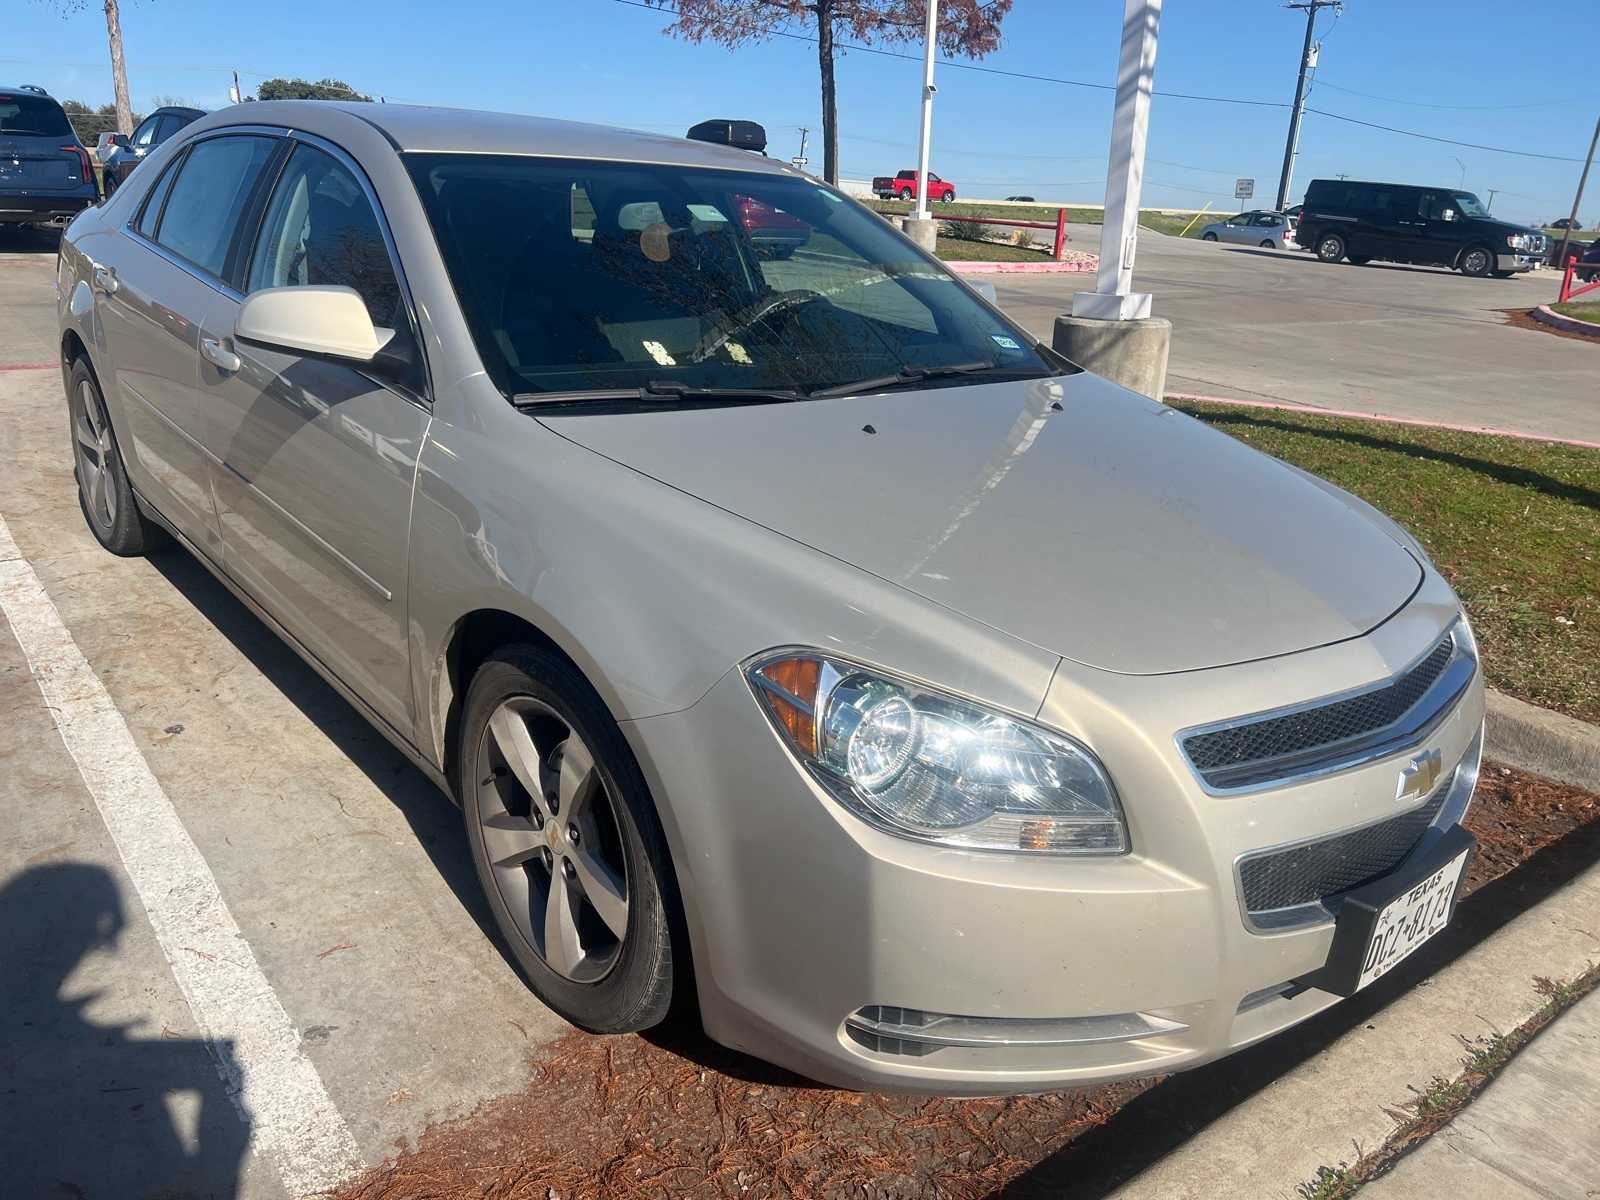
[993,797,1600,1199]
[144,548,518,972]
[1196,409,1600,511]
[0,862,250,1198]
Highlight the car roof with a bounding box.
[151,105,205,118]
[200,100,797,175]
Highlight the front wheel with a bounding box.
[67,358,162,556]
[1459,245,1495,277]
[898,188,913,201]
[1202,231,1219,242]
[1316,232,1347,262]
[460,644,677,1033]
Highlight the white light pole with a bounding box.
[1073,0,1162,321]
[913,0,939,223]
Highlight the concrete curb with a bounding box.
[1530,303,1600,337]
[946,257,1098,275]
[1485,690,1600,792]
[1109,854,1600,1200]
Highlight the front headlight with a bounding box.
[745,651,1128,855]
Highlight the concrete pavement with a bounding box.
[1365,987,1600,1199]
[995,228,1598,443]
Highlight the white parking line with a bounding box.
[0,512,361,1196]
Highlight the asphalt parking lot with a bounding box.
[0,223,1595,1198]
[996,227,1597,443]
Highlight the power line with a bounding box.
[1312,78,1584,112]
[609,0,1587,163]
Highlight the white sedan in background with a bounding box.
[1199,210,1296,249]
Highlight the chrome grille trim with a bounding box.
[1233,727,1482,934]
[1177,622,1475,794]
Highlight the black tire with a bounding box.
[1348,254,1371,265]
[459,644,676,1034]
[1315,232,1347,263]
[66,357,162,556]
[1458,245,1495,277]
[941,191,955,204]
[898,188,913,201]
[1202,231,1219,242]
[1260,239,1275,248]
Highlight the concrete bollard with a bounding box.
[1053,314,1172,402]
[900,216,939,254]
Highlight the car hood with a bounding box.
[538,375,1422,675]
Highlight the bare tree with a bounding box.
[648,0,1012,185]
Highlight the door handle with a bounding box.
[92,264,119,295]
[200,337,241,373]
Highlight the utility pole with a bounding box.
[911,0,939,224]
[793,126,810,171]
[1554,114,1599,273]
[1275,0,1338,212]
[102,0,132,136]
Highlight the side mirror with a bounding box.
[236,286,394,363]
[110,133,131,150]
[1441,209,1456,222]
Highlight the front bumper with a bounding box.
[1495,252,1541,273]
[625,581,1484,1094]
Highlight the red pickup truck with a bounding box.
[872,170,956,203]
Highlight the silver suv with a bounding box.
[55,102,1484,1094]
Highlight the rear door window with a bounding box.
[153,134,278,279]
[135,154,183,238]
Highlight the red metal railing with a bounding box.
[942,209,1071,260]
[1557,258,1600,304]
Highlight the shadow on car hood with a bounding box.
[538,375,1422,675]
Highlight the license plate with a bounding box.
[1296,824,1475,998]
[1355,849,1469,991]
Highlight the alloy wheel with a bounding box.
[73,380,117,531]
[474,696,630,983]
[1462,248,1490,276]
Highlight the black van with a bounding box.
[1297,179,1548,277]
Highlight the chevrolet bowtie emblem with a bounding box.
[1397,749,1443,803]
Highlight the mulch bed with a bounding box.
[329,762,1600,1200]
[1501,306,1600,342]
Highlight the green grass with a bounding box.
[1171,401,1600,723]
[932,236,1054,262]
[1551,300,1600,324]
[867,198,1204,237]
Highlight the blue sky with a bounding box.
[10,0,1596,227]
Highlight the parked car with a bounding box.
[1199,209,1296,249]
[1577,239,1600,283]
[1004,195,1035,202]
[0,84,98,229]
[1297,179,1547,276]
[58,102,1486,1095]
[93,130,121,163]
[733,193,809,259]
[100,105,204,194]
[873,169,956,202]
[1549,217,1583,231]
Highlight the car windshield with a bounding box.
[404,154,1061,399]
[0,95,73,138]
[1450,192,1490,219]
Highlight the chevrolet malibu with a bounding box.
[56,102,1484,1094]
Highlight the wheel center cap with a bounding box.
[547,822,563,848]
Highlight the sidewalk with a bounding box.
[1364,987,1600,1199]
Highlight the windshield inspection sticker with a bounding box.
[990,334,1022,351]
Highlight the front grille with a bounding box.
[1182,634,1458,790]
[1239,767,1454,925]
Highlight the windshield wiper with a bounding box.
[638,380,807,404]
[511,381,807,410]
[808,360,1043,400]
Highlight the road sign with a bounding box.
[1235,178,1255,200]
[791,157,808,168]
